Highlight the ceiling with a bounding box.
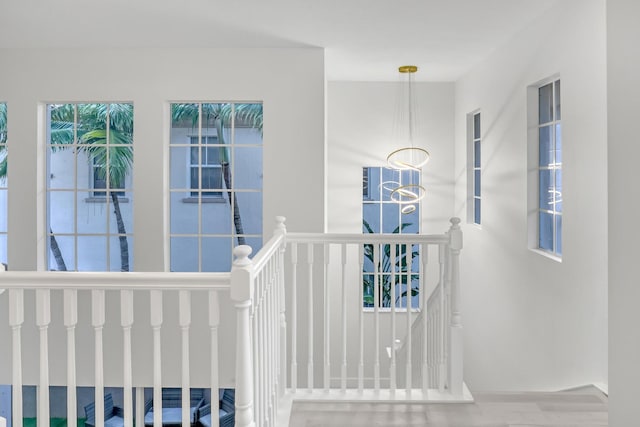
[0,0,560,81]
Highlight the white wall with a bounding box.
[0,47,325,386]
[607,0,640,425]
[327,81,455,234]
[453,0,607,390]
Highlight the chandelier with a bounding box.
[385,65,428,214]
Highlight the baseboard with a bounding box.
[560,383,608,396]
[592,382,608,396]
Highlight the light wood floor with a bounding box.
[288,387,608,426]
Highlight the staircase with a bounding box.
[0,217,468,427]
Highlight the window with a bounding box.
[46,103,134,271]
[189,136,222,197]
[92,156,125,198]
[0,103,6,266]
[362,166,420,309]
[528,78,562,258]
[170,102,263,272]
[468,111,481,225]
[537,80,562,256]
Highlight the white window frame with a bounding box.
[466,110,481,226]
[45,102,134,271]
[188,135,223,199]
[169,102,263,272]
[527,77,562,260]
[362,166,421,311]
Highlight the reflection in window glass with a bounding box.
[537,80,562,256]
[46,103,134,271]
[170,103,263,272]
[362,166,420,309]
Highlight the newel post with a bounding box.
[274,216,288,396]
[231,245,256,427]
[448,217,464,397]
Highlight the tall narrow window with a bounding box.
[0,103,6,267]
[537,80,562,256]
[362,166,420,309]
[46,103,134,271]
[468,111,481,225]
[170,102,263,272]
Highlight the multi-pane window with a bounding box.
[471,112,481,225]
[362,166,420,309]
[0,103,6,267]
[190,136,222,197]
[538,80,562,256]
[170,102,263,272]
[46,103,134,271]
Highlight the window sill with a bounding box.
[85,197,130,203]
[529,248,562,263]
[181,197,225,204]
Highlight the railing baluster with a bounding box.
[448,218,464,396]
[36,289,50,427]
[135,388,145,427]
[231,245,255,427]
[260,270,268,427]
[421,244,429,393]
[390,244,396,392]
[323,243,330,392]
[438,244,446,392]
[9,289,24,427]
[150,290,163,427]
[64,290,78,427]
[406,243,412,392]
[340,243,347,392]
[92,290,105,427]
[269,258,277,422]
[209,291,220,427]
[290,242,298,392]
[373,243,380,391]
[179,290,191,427]
[121,290,134,427]
[307,243,314,391]
[358,244,364,393]
[275,217,287,397]
[252,290,260,426]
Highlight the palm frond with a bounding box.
[78,129,133,188]
[0,103,6,143]
[235,103,263,133]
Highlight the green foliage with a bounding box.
[0,103,6,181]
[49,103,133,189]
[362,219,420,308]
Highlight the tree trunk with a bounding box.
[221,162,246,246]
[49,228,67,271]
[111,192,130,272]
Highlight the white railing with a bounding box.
[395,220,463,395]
[229,217,287,427]
[0,216,464,427]
[277,217,464,400]
[0,270,231,427]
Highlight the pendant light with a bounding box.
[386,65,428,213]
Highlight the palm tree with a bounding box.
[171,103,263,247]
[363,219,419,307]
[49,103,133,271]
